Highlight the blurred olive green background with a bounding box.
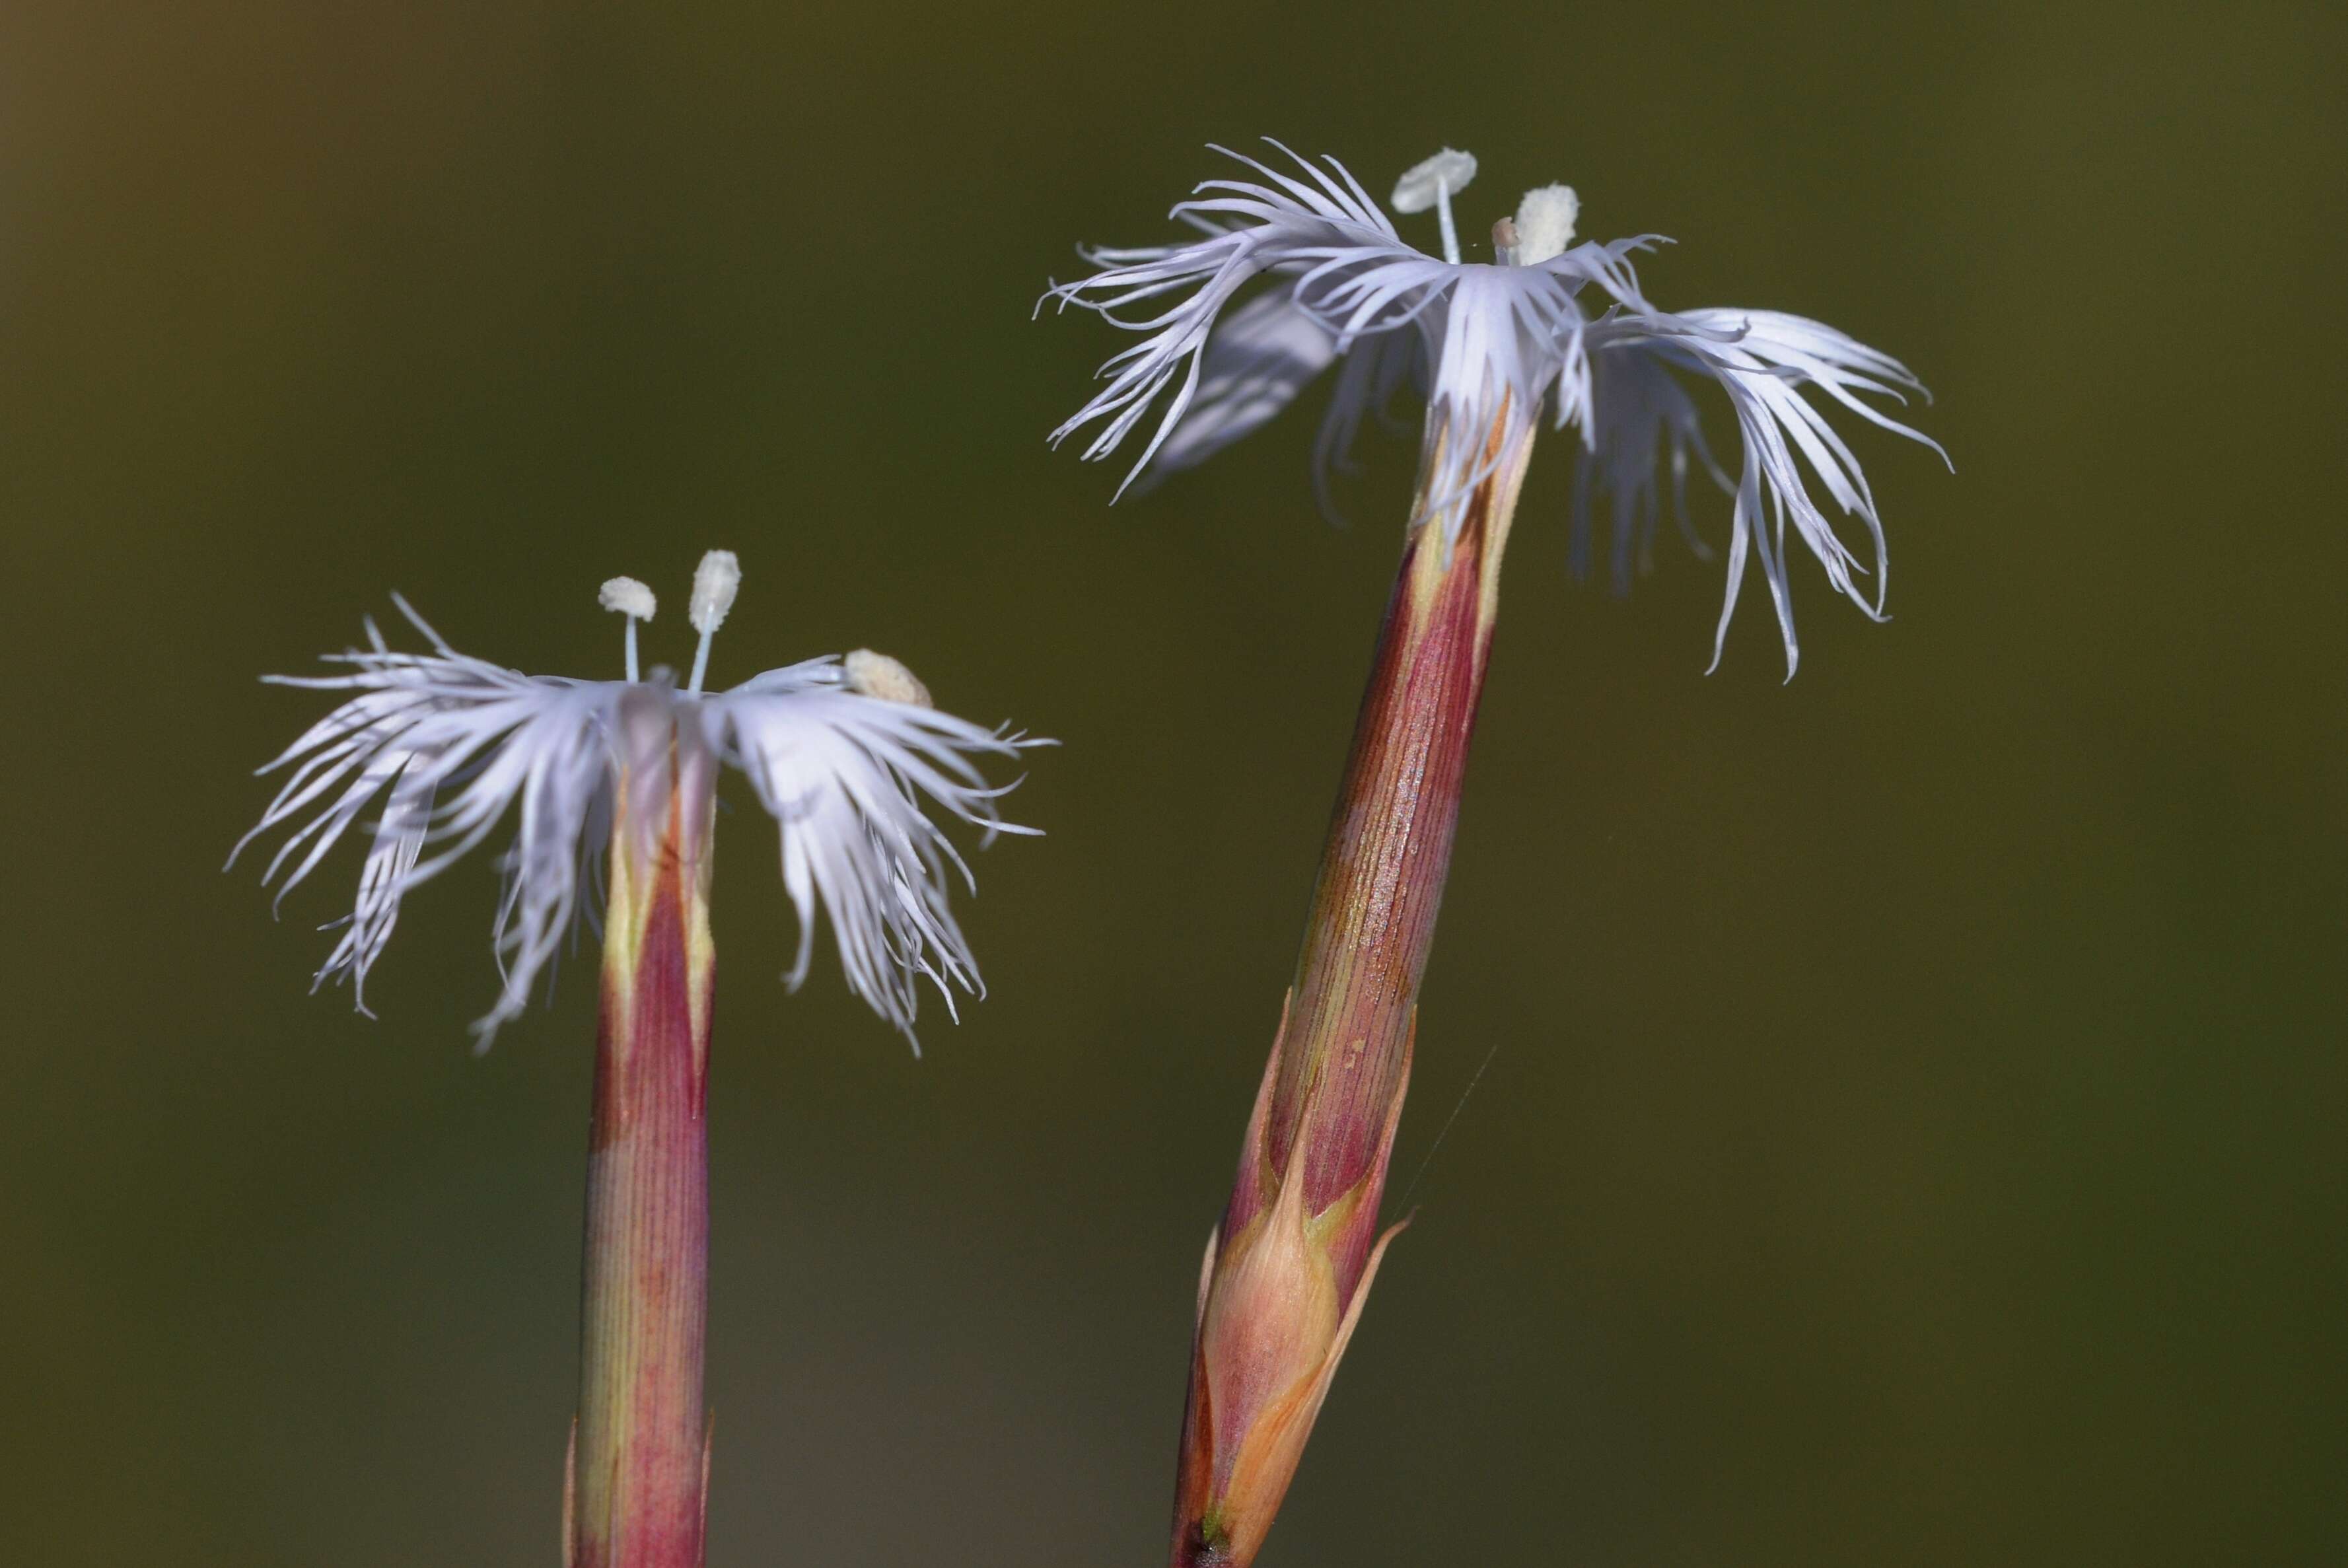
[5,1,2342,1563]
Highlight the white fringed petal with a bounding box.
[1046,139,1659,536]
[234,608,1038,1046]
[1584,309,1948,675]
[1571,339,1728,594]
[231,598,622,1040]
[699,677,1036,1050]
[1048,139,1941,674]
[1138,287,1339,482]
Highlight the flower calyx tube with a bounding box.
[1168,402,1532,1567]
[568,690,719,1568]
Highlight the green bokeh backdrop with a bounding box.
[4,1,2341,1563]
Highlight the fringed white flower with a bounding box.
[1580,306,1944,671]
[1045,141,1656,538]
[703,661,1022,1042]
[1046,140,1946,674]
[232,553,1040,1046]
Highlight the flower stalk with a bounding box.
[237,553,1040,1568]
[1053,137,1939,1565]
[569,692,719,1568]
[1169,407,1534,1568]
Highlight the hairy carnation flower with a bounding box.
[1048,140,1946,673]
[233,550,1038,1044]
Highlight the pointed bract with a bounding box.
[1171,1001,1415,1568]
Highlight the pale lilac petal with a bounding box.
[230,598,623,1040]
[1584,308,1944,674]
[701,676,1039,1048]
[1140,285,1338,482]
[1048,141,1662,544]
[236,601,1040,1047]
[1047,141,1938,675]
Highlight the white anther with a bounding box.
[1391,149,1478,213]
[688,551,740,636]
[1512,184,1581,266]
[843,649,933,708]
[599,577,656,682]
[1394,147,1476,267]
[686,550,740,695]
[599,577,657,620]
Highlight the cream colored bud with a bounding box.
[843,649,933,707]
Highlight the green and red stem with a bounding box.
[570,697,717,1568]
[1169,411,1536,1568]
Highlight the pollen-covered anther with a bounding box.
[1394,147,1478,267]
[599,577,657,620]
[1512,183,1580,266]
[686,550,741,694]
[601,577,657,681]
[688,551,740,635]
[1389,148,1478,213]
[844,649,933,708]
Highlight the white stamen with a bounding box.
[1512,184,1581,266]
[686,550,740,694]
[843,649,933,708]
[1391,148,1477,212]
[1392,148,1477,266]
[688,551,740,635]
[599,576,656,683]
